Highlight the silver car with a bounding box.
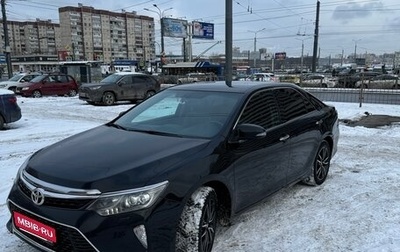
[355,74,399,89]
[0,73,42,93]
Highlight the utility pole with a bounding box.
[311,0,320,73]
[1,0,13,78]
[249,28,266,68]
[225,0,233,86]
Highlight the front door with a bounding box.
[230,89,291,212]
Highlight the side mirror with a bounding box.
[230,123,266,143]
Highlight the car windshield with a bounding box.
[9,74,24,81]
[113,89,241,138]
[100,74,123,83]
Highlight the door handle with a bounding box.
[279,134,290,142]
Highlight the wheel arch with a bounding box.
[203,180,232,226]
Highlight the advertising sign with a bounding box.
[275,52,286,60]
[163,18,188,38]
[192,21,214,40]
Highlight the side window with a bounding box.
[58,75,68,83]
[274,88,315,122]
[132,75,149,83]
[119,76,133,85]
[238,90,281,129]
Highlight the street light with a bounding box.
[248,28,266,68]
[295,36,311,72]
[337,46,345,66]
[353,39,361,62]
[144,5,173,70]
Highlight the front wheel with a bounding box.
[176,187,217,252]
[303,140,331,186]
[32,90,42,98]
[102,92,115,105]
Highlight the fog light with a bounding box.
[133,225,148,249]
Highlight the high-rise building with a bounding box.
[58,4,155,63]
[0,19,60,56]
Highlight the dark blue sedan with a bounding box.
[0,89,21,129]
[6,81,339,252]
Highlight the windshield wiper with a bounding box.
[107,122,128,131]
[130,129,183,137]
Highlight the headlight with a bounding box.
[87,181,169,216]
[89,86,102,90]
[22,87,30,90]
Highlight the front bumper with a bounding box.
[78,90,102,103]
[6,178,182,252]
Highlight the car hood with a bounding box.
[25,125,210,192]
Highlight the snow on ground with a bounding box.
[1,96,400,251]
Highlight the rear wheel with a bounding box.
[68,89,77,97]
[102,92,115,105]
[145,90,156,98]
[303,140,331,186]
[176,187,217,252]
[32,90,42,98]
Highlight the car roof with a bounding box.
[112,72,148,76]
[169,81,300,94]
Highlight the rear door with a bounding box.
[132,75,151,99]
[273,88,322,184]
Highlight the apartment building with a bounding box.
[58,4,155,63]
[0,19,60,56]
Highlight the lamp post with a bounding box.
[144,5,173,70]
[353,39,361,62]
[248,28,266,68]
[296,36,311,72]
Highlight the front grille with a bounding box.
[18,179,93,209]
[9,202,97,252]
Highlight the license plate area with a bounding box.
[13,211,57,243]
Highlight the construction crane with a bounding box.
[194,41,222,61]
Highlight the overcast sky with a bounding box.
[4,0,400,58]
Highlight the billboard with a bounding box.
[192,21,214,40]
[275,52,286,60]
[163,18,188,38]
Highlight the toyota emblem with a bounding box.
[31,188,45,206]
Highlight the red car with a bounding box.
[17,73,78,98]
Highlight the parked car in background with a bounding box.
[300,74,336,88]
[279,75,300,84]
[249,72,277,82]
[0,72,42,93]
[6,81,339,252]
[79,72,160,105]
[355,74,400,89]
[16,73,78,97]
[0,89,22,129]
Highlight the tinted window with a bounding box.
[239,90,281,129]
[274,88,315,122]
[132,75,150,83]
[119,76,133,84]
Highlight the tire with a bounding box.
[392,84,399,89]
[102,92,115,105]
[145,90,156,98]
[303,140,331,186]
[321,83,328,88]
[176,187,217,252]
[0,116,4,130]
[68,89,77,97]
[32,90,42,98]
